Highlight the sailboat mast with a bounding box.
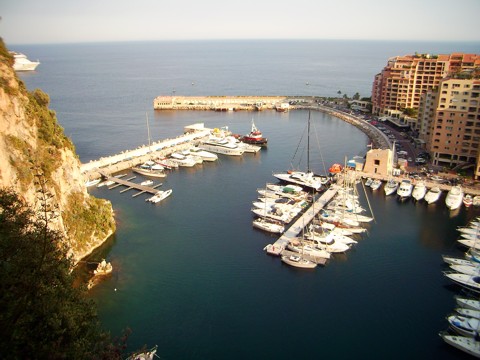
[146,112,152,151]
[307,111,311,173]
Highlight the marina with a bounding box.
[19,40,480,360]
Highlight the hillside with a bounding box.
[0,39,115,262]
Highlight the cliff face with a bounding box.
[0,40,115,263]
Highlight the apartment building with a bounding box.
[372,53,480,123]
[423,78,480,170]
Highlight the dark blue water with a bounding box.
[15,40,480,359]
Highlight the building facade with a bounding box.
[422,78,480,170]
[371,53,480,124]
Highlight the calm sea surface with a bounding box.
[15,40,480,359]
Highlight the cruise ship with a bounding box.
[10,51,40,71]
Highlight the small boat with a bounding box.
[365,178,373,187]
[140,180,154,186]
[424,186,442,204]
[456,297,480,311]
[464,194,474,208]
[446,185,464,210]
[146,189,172,204]
[370,179,382,190]
[281,254,317,269]
[252,218,285,234]
[474,196,480,207]
[397,179,413,199]
[444,272,480,293]
[126,345,158,360]
[132,164,167,178]
[383,179,399,196]
[93,259,113,276]
[85,178,101,187]
[439,331,480,358]
[456,308,480,320]
[412,181,427,201]
[447,314,480,337]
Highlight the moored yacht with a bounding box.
[383,179,399,196]
[424,186,442,204]
[273,170,325,191]
[397,179,413,199]
[412,181,427,201]
[446,185,464,210]
[199,137,245,156]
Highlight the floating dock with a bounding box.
[264,186,338,264]
[97,170,162,197]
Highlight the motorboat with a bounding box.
[397,179,413,199]
[370,179,382,190]
[364,178,373,187]
[446,185,464,210]
[456,297,480,311]
[146,189,172,203]
[85,178,101,187]
[464,194,474,208]
[133,165,167,178]
[9,51,40,71]
[412,181,427,201]
[281,254,317,269]
[424,186,442,204]
[187,147,218,162]
[126,345,158,360]
[170,152,197,167]
[456,308,480,320]
[273,170,324,191]
[447,314,480,337]
[444,272,480,293]
[457,239,480,251]
[199,137,245,156]
[140,180,154,186]
[442,255,476,267]
[450,264,480,276]
[439,332,480,358]
[252,218,284,234]
[383,179,399,196]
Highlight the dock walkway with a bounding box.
[97,170,162,197]
[264,186,338,264]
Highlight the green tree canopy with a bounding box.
[0,187,122,359]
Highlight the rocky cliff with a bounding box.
[0,39,115,263]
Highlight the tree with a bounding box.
[0,187,123,359]
[353,92,360,100]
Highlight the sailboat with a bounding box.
[273,111,326,191]
[132,113,167,178]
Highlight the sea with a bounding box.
[14,40,480,359]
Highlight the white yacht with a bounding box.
[397,179,413,199]
[273,171,325,191]
[412,181,427,201]
[199,137,245,156]
[187,147,218,162]
[446,185,464,210]
[370,179,382,190]
[252,218,284,234]
[439,332,480,358]
[146,189,172,204]
[170,152,197,167]
[424,186,442,204]
[383,179,399,196]
[10,51,40,71]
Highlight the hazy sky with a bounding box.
[2,0,480,44]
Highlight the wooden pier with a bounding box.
[97,170,162,197]
[264,186,338,264]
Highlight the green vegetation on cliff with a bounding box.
[0,188,124,359]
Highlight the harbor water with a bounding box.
[15,40,480,359]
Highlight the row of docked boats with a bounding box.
[441,217,480,357]
[365,176,478,210]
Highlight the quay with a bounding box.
[97,170,162,197]
[153,95,314,111]
[81,124,211,181]
[264,186,339,265]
